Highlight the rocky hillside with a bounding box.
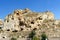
[0,8,60,40]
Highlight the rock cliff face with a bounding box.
[0,8,60,40]
[3,8,54,31]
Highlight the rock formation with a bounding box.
[0,8,60,40]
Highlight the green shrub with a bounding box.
[29,30,35,39]
[28,30,36,40]
[11,37,17,40]
[32,36,40,40]
[41,33,48,40]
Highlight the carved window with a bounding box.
[29,26,31,28]
[18,18,21,20]
[3,37,5,38]
[36,17,42,20]
[38,17,42,20]
[33,28,37,30]
[38,24,40,26]
[11,17,14,20]
[31,21,34,24]
[7,20,9,22]
[16,13,19,15]
[7,29,10,31]
[19,21,24,26]
[21,28,23,31]
[25,24,28,27]
[12,30,18,32]
[0,27,2,29]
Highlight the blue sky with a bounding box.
[0,0,60,19]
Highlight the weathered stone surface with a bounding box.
[0,9,60,40]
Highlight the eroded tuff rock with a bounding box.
[3,9,54,31]
[0,8,60,40]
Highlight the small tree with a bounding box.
[29,30,35,39]
[41,32,48,40]
[28,29,37,40]
[28,28,38,40]
[11,37,17,40]
[32,36,40,40]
